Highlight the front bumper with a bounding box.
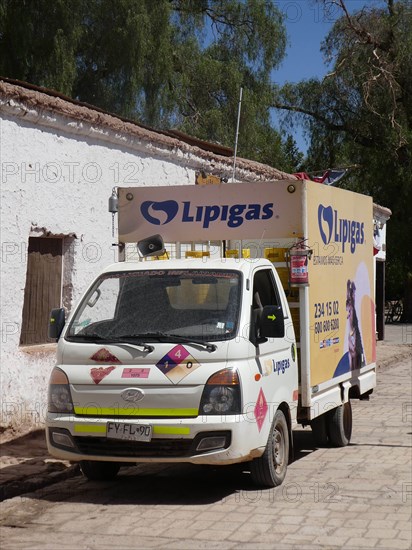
[46,414,265,465]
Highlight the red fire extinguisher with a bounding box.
[288,244,312,286]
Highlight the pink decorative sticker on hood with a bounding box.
[90,366,116,384]
[90,348,121,364]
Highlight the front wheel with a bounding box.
[80,460,121,481]
[250,409,289,488]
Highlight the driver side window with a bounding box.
[250,268,281,343]
[252,269,280,308]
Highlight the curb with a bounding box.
[0,463,81,502]
[377,345,412,371]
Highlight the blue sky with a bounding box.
[272,0,385,154]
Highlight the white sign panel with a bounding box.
[118,181,303,243]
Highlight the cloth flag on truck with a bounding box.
[294,169,348,186]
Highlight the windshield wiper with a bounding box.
[69,333,154,353]
[120,332,217,352]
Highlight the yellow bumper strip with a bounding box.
[74,424,190,436]
[73,407,198,417]
[74,424,106,433]
[153,426,190,435]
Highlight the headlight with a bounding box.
[48,368,74,413]
[200,368,241,415]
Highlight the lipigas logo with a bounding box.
[140,199,274,229]
[140,200,179,225]
[318,204,365,253]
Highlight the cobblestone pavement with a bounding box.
[0,341,411,550]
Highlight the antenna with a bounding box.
[232,87,243,182]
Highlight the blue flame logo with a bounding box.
[140,200,179,225]
[318,204,334,245]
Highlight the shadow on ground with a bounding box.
[0,428,319,505]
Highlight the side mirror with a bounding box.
[260,305,285,339]
[48,308,65,340]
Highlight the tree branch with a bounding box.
[272,100,376,148]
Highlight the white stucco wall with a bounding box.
[0,112,196,431]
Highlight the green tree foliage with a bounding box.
[280,135,304,173]
[0,0,84,93]
[272,0,412,311]
[0,0,289,166]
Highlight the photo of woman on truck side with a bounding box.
[346,279,365,371]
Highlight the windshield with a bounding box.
[66,269,242,343]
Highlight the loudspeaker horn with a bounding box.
[137,234,166,258]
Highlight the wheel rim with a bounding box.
[273,425,285,473]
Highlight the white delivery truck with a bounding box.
[47,179,377,487]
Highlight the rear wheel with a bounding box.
[310,413,329,447]
[80,460,121,481]
[250,410,289,488]
[326,401,352,447]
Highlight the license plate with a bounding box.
[106,422,152,442]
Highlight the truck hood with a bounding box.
[60,339,230,384]
[59,340,232,418]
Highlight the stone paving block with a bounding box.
[345,518,371,529]
[194,529,235,541]
[191,519,219,531]
[264,523,300,535]
[195,510,233,522]
[160,528,202,540]
[396,520,412,532]
[369,519,398,529]
[305,509,331,518]
[314,535,350,547]
[397,529,412,541]
[277,514,306,525]
[280,533,318,545]
[334,527,368,539]
[222,511,252,523]
[325,517,346,528]
[236,521,272,534]
[375,539,412,549]
[359,512,395,520]
[298,524,330,536]
[346,537,378,548]
[365,528,400,540]
[388,513,412,522]
[156,509,200,521]
[166,540,234,550]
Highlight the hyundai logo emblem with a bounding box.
[121,388,145,402]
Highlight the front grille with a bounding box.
[73,436,194,458]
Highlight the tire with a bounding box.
[250,410,289,488]
[326,401,352,447]
[310,413,329,447]
[80,460,121,481]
